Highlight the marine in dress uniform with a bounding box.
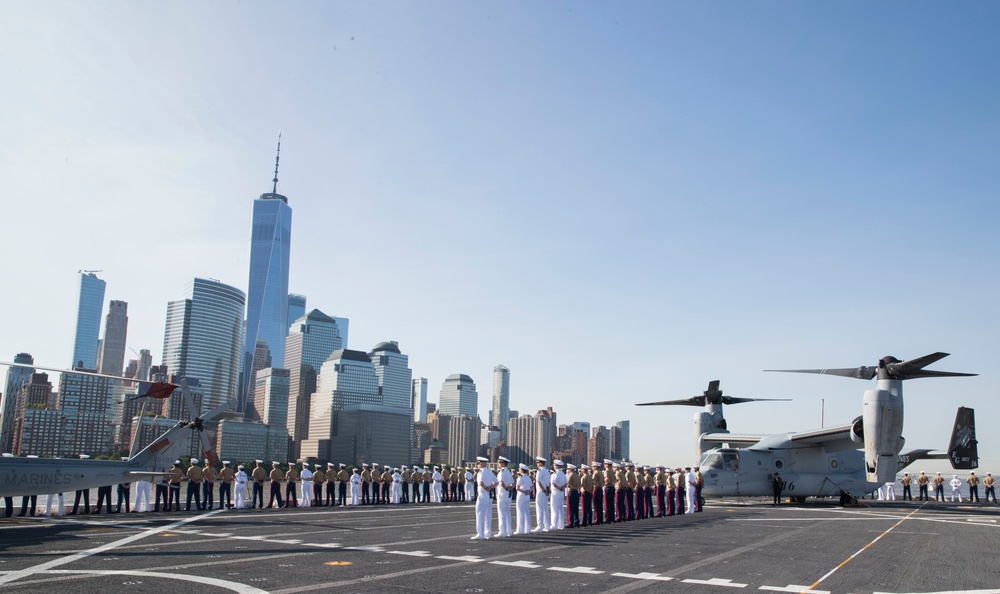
[693,468,704,512]
[168,461,183,511]
[655,465,667,517]
[566,464,581,528]
[616,464,629,521]
[603,461,617,524]
[410,468,422,503]
[532,457,551,533]
[69,454,92,514]
[186,458,204,511]
[400,467,409,504]
[932,472,946,500]
[285,463,300,508]
[984,473,997,503]
[233,465,248,509]
[360,463,371,505]
[218,461,235,509]
[422,465,432,502]
[900,473,913,500]
[967,472,980,502]
[337,464,349,505]
[495,457,515,537]
[515,464,533,535]
[644,467,656,517]
[267,461,285,509]
[675,468,686,514]
[917,471,930,501]
[312,464,325,505]
[381,466,392,504]
[665,468,676,516]
[472,457,497,540]
[154,473,169,512]
[580,465,594,526]
[202,460,216,511]
[326,463,337,506]
[251,461,267,509]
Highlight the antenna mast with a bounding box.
[272,132,281,194]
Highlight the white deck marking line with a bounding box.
[436,555,484,562]
[683,578,747,587]
[40,569,269,594]
[760,586,830,593]
[805,503,925,592]
[0,509,224,587]
[490,560,542,568]
[388,550,434,557]
[612,571,673,581]
[548,566,604,574]
[874,590,1000,594]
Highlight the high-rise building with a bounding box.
[13,373,59,456]
[54,371,113,455]
[253,367,290,428]
[370,342,412,410]
[329,404,412,466]
[285,309,344,457]
[96,300,128,377]
[135,349,153,381]
[490,365,510,440]
[412,378,428,423]
[615,420,630,460]
[242,140,293,408]
[506,413,553,467]
[287,294,306,331]
[71,271,106,370]
[439,374,478,417]
[1,353,34,453]
[445,414,481,467]
[301,349,380,461]
[161,278,246,415]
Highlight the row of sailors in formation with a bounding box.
[5,454,705,520]
[470,456,706,539]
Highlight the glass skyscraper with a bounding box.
[96,300,128,377]
[161,278,246,415]
[490,364,510,439]
[287,294,307,331]
[242,147,292,410]
[72,272,106,370]
[439,374,478,417]
[285,309,345,457]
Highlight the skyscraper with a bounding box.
[96,300,128,377]
[253,367,290,428]
[301,349,380,461]
[287,294,307,331]
[161,278,246,414]
[370,342,412,410]
[72,271,106,370]
[412,377,428,423]
[615,420,630,460]
[490,365,510,440]
[439,374,478,417]
[242,139,292,408]
[1,353,34,453]
[285,309,344,457]
[55,371,114,455]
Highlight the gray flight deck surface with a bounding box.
[1,499,997,593]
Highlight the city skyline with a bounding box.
[1,3,996,471]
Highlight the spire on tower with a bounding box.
[272,132,281,194]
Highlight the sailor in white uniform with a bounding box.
[349,468,362,505]
[515,463,533,535]
[532,457,551,533]
[432,466,444,503]
[495,456,515,537]
[550,460,567,530]
[135,474,151,512]
[465,467,476,501]
[391,468,402,504]
[472,457,497,539]
[300,464,314,507]
[42,491,64,517]
[685,466,698,514]
[950,475,963,502]
[234,465,248,509]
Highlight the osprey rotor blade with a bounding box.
[201,399,235,423]
[180,378,199,421]
[765,366,878,380]
[636,396,707,407]
[719,396,792,405]
[884,352,977,380]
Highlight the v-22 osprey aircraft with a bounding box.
[0,362,232,498]
[637,353,978,503]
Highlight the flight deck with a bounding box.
[0,499,996,593]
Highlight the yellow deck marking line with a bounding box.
[803,503,925,592]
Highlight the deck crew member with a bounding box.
[472,457,497,540]
[515,464,533,534]
[984,473,996,503]
[532,457,551,533]
[771,472,783,506]
[234,465,248,509]
[300,462,314,507]
[337,463,349,505]
[591,461,605,525]
[495,456,514,537]
[566,464,581,528]
[967,472,980,502]
[550,460,568,530]
[285,462,300,508]
[917,471,930,501]
[219,461,235,509]
[312,464,325,505]
[202,459,216,511]
[580,465,594,526]
[349,467,362,505]
[186,458,204,511]
[251,460,267,509]
[326,463,337,506]
[900,473,913,500]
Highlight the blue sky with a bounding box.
[1,2,997,471]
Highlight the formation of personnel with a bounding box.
[897,471,996,503]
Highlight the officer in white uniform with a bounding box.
[532,457,551,533]
[391,467,402,504]
[495,456,514,537]
[135,473,151,512]
[950,475,963,502]
[472,457,497,540]
[432,466,444,503]
[686,466,697,514]
[465,467,476,501]
[349,468,362,505]
[515,463,533,534]
[300,464,314,507]
[550,460,568,530]
[234,465,248,509]
[42,491,64,516]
